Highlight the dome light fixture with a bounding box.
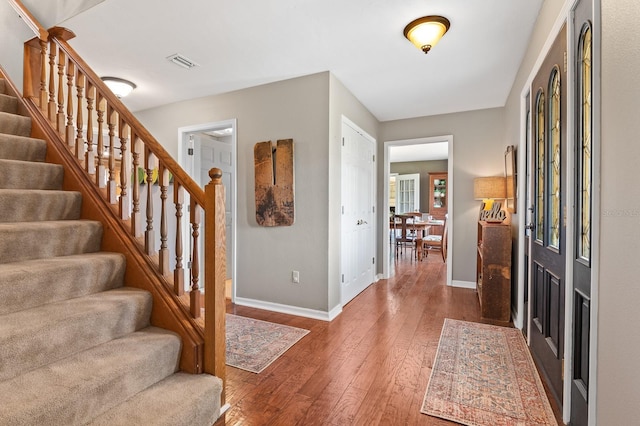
[403,15,451,54]
[101,76,136,98]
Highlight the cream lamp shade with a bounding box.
[474,176,507,200]
[403,16,450,54]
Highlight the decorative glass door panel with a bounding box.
[529,24,567,408]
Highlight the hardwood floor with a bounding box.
[217,254,562,425]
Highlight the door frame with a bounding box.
[382,135,453,285]
[517,1,601,422]
[177,119,238,301]
[340,116,377,306]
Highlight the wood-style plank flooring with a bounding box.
[217,252,562,425]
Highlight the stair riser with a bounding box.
[0,190,82,222]
[0,328,181,425]
[0,288,153,383]
[0,159,63,190]
[0,112,31,137]
[88,373,222,426]
[0,221,102,263]
[0,94,18,114]
[0,135,47,162]
[0,253,126,316]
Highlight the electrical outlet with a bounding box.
[292,270,300,284]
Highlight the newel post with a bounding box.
[204,167,226,403]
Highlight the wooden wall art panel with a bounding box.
[254,139,294,226]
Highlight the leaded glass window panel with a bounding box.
[578,24,592,261]
[536,90,545,243]
[548,68,561,249]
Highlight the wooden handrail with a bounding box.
[8,0,48,41]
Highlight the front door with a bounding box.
[341,121,375,305]
[529,24,567,407]
[570,1,593,424]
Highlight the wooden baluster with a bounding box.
[204,168,226,403]
[159,164,169,276]
[174,184,185,296]
[38,39,47,110]
[131,136,141,236]
[145,147,155,254]
[107,106,118,204]
[47,40,56,121]
[190,200,201,318]
[56,48,65,132]
[65,58,75,148]
[119,122,130,220]
[85,83,95,174]
[95,94,105,187]
[75,72,85,161]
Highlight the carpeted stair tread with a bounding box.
[0,79,5,94]
[0,133,47,162]
[0,327,181,425]
[0,111,31,137]
[0,252,126,316]
[0,93,18,114]
[0,220,102,264]
[0,158,63,189]
[0,189,82,222]
[87,372,222,426]
[0,287,152,382]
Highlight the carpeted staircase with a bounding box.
[0,77,221,425]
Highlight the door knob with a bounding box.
[525,223,535,230]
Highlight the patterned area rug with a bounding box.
[226,314,309,373]
[421,319,558,426]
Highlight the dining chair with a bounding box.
[396,215,418,258]
[422,215,447,262]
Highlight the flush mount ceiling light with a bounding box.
[403,15,450,54]
[101,77,136,98]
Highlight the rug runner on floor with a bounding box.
[225,314,309,374]
[421,318,557,426]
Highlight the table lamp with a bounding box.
[473,176,507,222]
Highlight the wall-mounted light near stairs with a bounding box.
[101,76,136,98]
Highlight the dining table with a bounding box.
[391,214,445,257]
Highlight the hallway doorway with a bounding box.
[383,135,453,284]
[178,120,237,300]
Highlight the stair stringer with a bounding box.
[1,68,205,374]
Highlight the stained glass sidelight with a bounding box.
[535,90,545,242]
[548,68,561,249]
[578,25,592,260]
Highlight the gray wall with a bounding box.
[0,1,35,89]
[136,72,332,312]
[380,108,506,284]
[390,160,449,213]
[598,0,640,422]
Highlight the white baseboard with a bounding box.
[375,273,383,282]
[234,297,342,322]
[451,280,476,289]
[220,403,230,417]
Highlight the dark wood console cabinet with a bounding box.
[476,221,512,322]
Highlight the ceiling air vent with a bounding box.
[166,54,199,70]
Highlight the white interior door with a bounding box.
[341,120,376,305]
[197,134,233,280]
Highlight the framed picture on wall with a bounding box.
[504,145,517,213]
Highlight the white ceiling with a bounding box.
[390,142,448,163]
[25,0,543,121]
